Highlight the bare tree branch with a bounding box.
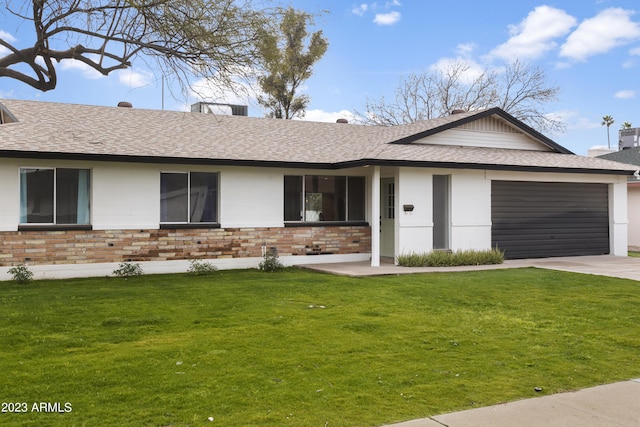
[0,0,274,92]
[357,59,565,135]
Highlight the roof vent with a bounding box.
[336,118,349,124]
[451,109,466,115]
[117,101,133,108]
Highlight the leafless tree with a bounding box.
[358,59,564,134]
[0,0,275,93]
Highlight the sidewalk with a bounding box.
[382,379,640,427]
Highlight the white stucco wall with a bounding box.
[220,167,284,228]
[396,168,432,255]
[450,170,492,251]
[395,168,494,256]
[628,183,640,248]
[0,157,630,268]
[392,168,629,257]
[93,163,160,229]
[0,159,373,230]
[0,159,19,231]
[610,178,629,256]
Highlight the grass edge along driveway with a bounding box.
[1,267,639,426]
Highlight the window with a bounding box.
[433,175,450,250]
[284,175,365,222]
[160,172,218,224]
[19,168,91,225]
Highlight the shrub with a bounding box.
[8,263,34,284]
[397,249,504,267]
[259,248,284,272]
[113,262,144,277]
[187,259,218,276]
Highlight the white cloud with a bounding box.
[560,8,640,61]
[555,110,602,133]
[374,11,401,26]
[630,46,640,56]
[0,30,17,43]
[429,57,486,85]
[615,89,636,99]
[299,109,357,123]
[0,29,17,55]
[489,6,577,61]
[190,75,258,108]
[59,57,105,80]
[118,68,153,88]
[456,43,477,58]
[352,4,368,16]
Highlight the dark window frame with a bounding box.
[284,175,367,225]
[18,167,91,228]
[160,171,219,226]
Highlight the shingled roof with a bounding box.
[0,99,635,175]
[597,147,640,169]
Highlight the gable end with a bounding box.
[389,108,573,154]
[0,102,17,124]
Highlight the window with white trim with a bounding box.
[19,168,91,225]
[160,172,218,224]
[284,175,366,222]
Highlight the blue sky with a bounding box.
[2,1,640,155]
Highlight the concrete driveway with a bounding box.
[507,255,640,281]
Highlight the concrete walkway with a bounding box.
[300,255,640,427]
[302,254,640,281]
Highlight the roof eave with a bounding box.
[335,158,634,175]
[0,150,340,170]
[3,150,632,175]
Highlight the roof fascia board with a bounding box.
[334,158,634,176]
[2,150,631,176]
[0,151,339,170]
[389,108,573,155]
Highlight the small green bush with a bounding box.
[187,259,218,276]
[397,249,504,267]
[259,249,284,272]
[8,263,34,284]
[113,262,144,277]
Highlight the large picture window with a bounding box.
[19,168,91,225]
[160,172,218,224]
[284,175,365,222]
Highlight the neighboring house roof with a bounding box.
[597,147,640,169]
[0,99,635,175]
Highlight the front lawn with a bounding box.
[1,268,639,426]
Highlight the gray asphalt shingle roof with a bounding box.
[598,147,640,169]
[0,99,635,175]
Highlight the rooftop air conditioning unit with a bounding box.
[619,128,640,150]
[191,102,248,117]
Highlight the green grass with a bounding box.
[1,268,640,426]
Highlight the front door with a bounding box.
[380,178,395,258]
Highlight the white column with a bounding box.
[371,166,381,267]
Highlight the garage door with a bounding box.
[491,181,609,259]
